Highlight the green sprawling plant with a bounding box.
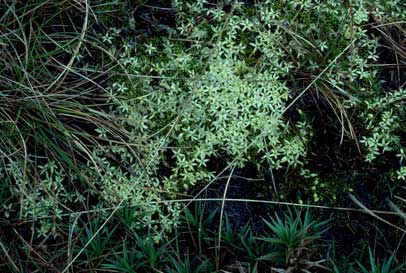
[96,0,406,234]
[360,88,406,172]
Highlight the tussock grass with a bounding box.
[0,1,131,271]
[0,1,133,191]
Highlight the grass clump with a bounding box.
[0,0,128,237]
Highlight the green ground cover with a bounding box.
[0,0,405,272]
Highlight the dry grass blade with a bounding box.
[386,199,406,222]
[282,42,354,117]
[217,165,236,272]
[349,194,406,232]
[0,239,20,273]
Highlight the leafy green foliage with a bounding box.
[101,243,143,273]
[257,208,330,271]
[356,248,406,273]
[361,89,406,164]
[166,252,213,273]
[76,218,118,268]
[97,1,406,231]
[2,0,406,272]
